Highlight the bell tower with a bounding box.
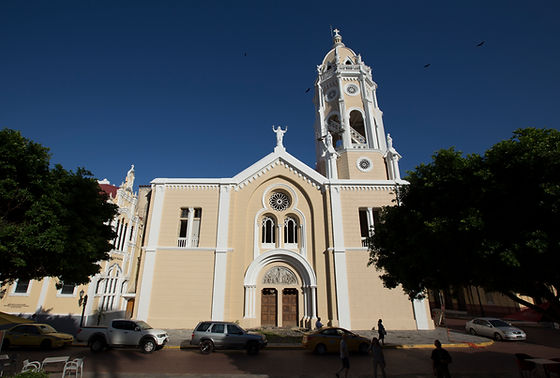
[313,29,402,180]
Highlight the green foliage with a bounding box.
[369,128,560,320]
[0,128,118,285]
[11,371,49,378]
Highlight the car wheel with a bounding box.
[141,338,157,353]
[315,343,327,355]
[40,339,52,350]
[90,337,106,352]
[1,339,9,351]
[494,333,503,341]
[200,340,214,354]
[246,341,260,355]
[469,328,477,335]
[358,342,369,354]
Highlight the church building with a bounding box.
[134,30,433,331]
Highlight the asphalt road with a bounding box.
[2,321,559,377]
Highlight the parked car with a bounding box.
[76,319,168,353]
[302,327,370,355]
[2,323,73,350]
[190,321,267,354]
[465,317,526,341]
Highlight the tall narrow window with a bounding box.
[359,209,370,239]
[359,208,382,246]
[120,224,128,251]
[349,110,366,144]
[284,216,298,246]
[178,208,202,247]
[261,216,276,246]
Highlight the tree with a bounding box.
[369,128,560,322]
[0,129,117,285]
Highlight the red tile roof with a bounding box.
[99,183,118,198]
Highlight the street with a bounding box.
[2,319,559,377]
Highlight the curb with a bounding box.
[170,340,494,351]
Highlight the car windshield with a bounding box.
[37,325,57,333]
[489,320,510,327]
[135,321,153,330]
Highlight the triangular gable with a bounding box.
[232,149,327,190]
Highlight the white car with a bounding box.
[465,317,526,341]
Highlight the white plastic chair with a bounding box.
[21,359,41,372]
[62,358,83,378]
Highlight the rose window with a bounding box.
[269,192,290,211]
[359,159,370,170]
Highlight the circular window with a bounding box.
[269,192,291,211]
[345,83,360,96]
[326,88,338,102]
[357,157,373,172]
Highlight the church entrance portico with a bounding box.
[244,249,317,328]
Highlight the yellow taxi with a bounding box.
[2,323,73,349]
[302,327,370,355]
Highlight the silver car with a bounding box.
[465,317,526,341]
[190,321,267,354]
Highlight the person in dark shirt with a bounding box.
[431,339,452,378]
[368,337,387,378]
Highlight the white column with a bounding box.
[413,298,431,330]
[302,286,309,320]
[311,286,318,320]
[299,224,307,258]
[136,184,166,321]
[186,207,194,247]
[36,278,51,313]
[329,185,351,329]
[211,185,231,321]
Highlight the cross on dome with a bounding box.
[333,28,340,36]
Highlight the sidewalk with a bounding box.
[165,327,492,350]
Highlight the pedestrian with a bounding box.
[377,319,386,345]
[315,317,323,329]
[369,337,387,378]
[336,334,350,378]
[431,339,452,378]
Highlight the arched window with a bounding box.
[100,265,121,311]
[349,110,366,144]
[284,216,298,246]
[261,216,276,246]
[327,114,343,148]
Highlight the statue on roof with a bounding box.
[123,164,135,191]
[273,125,288,148]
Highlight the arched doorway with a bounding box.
[244,249,318,328]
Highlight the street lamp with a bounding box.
[79,290,88,327]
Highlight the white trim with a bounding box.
[329,185,352,329]
[211,185,232,321]
[136,184,166,321]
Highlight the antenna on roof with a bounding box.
[330,25,333,37]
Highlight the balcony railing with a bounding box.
[177,236,199,248]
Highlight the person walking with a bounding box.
[315,317,323,329]
[431,339,452,378]
[377,319,386,345]
[336,334,350,378]
[369,337,387,378]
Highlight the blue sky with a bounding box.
[1,1,558,188]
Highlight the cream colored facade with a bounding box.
[0,166,143,331]
[134,31,433,331]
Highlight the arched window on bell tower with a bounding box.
[327,114,343,148]
[349,110,366,145]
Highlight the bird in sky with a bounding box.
[305,88,310,93]
[424,63,431,68]
[476,41,485,47]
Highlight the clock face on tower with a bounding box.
[326,88,338,102]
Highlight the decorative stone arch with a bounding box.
[253,183,308,258]
[243,249,318,327]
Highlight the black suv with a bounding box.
[190,321,267,354]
